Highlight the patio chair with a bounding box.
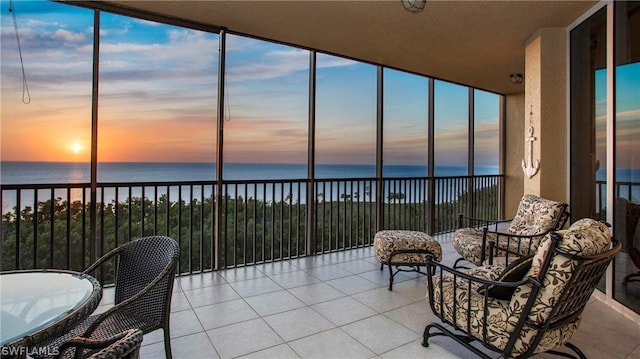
[56,329,143,359]
[453,194,568,268]
[423,218,620,359]
[615,197,640,284]
[40,236,179,359]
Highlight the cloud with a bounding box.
[226,48,310,82]
[51,29,85,42]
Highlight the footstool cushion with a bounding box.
[374,230,442,264]
[374,230,442,290]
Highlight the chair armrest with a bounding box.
[82,246,124,275]
[425,254,537,288]
[56,331,127,359]
[457,214,512,230]
[425,253,540,321]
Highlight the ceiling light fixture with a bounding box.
[402,0,427,13]
[510,73,524,84]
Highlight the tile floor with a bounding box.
[96,235,640,359]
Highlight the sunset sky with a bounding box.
[2,1,636,169]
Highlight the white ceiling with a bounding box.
[102,0,597,95]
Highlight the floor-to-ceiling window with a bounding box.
[1,0,504,271]
[224,35,309,180]
[315,54,377,179]
[0,1,93,270]
[613,0,640,315]
[571,2,640,315]
[382,68,429,177]
[473,90,500,175]
[98,14,218,181]
[570,7,607,223]
[96,13,219,268]
[434,80,469,177]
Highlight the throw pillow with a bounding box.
[478,255,533,300]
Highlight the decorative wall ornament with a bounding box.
[401,0,427,13]
[522,106,540,178]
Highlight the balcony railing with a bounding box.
[1,175,502,281]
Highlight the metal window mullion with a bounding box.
[306,51,317,257]
[189,184,194,273]
[427,78,435,235]
[376,66,384,233]
[200,184,205,271]
[244,184,248,265]
[468,87,475,218]
[215,28,227,270]
[178,185,183,272]
[89,10,100,266]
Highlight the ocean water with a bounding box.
[0,162,499,185]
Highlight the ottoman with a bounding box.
[373,230,442,290]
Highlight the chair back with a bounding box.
[507,194,568,236]
[114,236,179,331]
[505,218,620,356]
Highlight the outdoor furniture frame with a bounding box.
[424,218,620,359]
[453,194,569,269]
[41,236,179,359]
[56,329,143,359]
[373,230,442,290]
[0,270,102,358]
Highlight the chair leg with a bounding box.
[163,326,173,359]
[387,261,395,291]
[422,322,492,359]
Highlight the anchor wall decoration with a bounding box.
[521,106,540,178]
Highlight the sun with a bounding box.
[71,143,82,154]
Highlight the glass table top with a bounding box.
[0,271,97,346]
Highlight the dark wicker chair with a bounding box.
[453,194,569,269]
[423,218,620,359]
[56,329,143,359]
[40,236,179,359]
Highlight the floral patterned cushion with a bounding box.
[453,228,498,265]
[507,194,566,236]
[453,194,566,266]
[374,230,442,264]
[429,218,610,356]
[510,218,611,318]
[427,267,580,355]
[506,218,611,354]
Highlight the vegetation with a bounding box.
[1,180,500,283]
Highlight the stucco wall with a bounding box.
[505,93,525,216]
[523,28,568,204]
